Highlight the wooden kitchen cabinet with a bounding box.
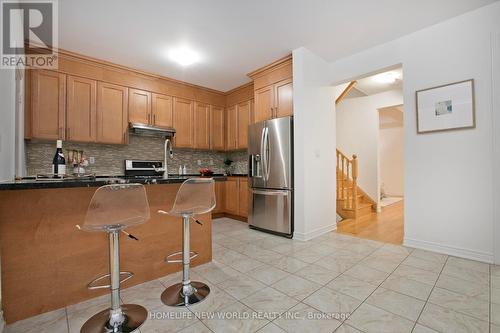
[194,102,211,149]
[237,100,251,149]
[238,178,249,217]
[274,78,293,118]
[152,93,173,128]
[173,97,194,148]
[128,88,151,125]
[31,70,66,140]
[224,177,239,215]
[96,82,128,144]
[210,105,225,150]
[249,55,293,123]
[254,85,274,123]
[66,75,97,142]
[213,181,225,213]
[225,105,237,150]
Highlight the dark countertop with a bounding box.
[0,174,231,190]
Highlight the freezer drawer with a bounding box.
[249,188,292,236]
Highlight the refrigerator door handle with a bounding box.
[263,127,270,181]
[251,189,288,196]
[260,127,268,181]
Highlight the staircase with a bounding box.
[336,149,376,220]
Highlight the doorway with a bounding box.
[334,66,405,244]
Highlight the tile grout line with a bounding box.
[410,254,449,333]
[334,247,415,331]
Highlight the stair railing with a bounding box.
[336,149,359,219]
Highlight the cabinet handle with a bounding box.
[147,113,151,124]
[153,114,156,124]
[67,128,70,139]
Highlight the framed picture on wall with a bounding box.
[416,79,475,133]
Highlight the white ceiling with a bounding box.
[58,0,497,92]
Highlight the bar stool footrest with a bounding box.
[87,271,134,290]
[165,251,199,263]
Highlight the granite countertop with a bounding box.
[0,174,234,190]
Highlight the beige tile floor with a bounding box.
[5,217,500,333]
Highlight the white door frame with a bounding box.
[492,32,500,265]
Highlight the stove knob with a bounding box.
[152,179,157,184]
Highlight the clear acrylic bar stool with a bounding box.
[78,183,150,333]
[158,178,216,306]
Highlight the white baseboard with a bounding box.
[404,238,494,264]
[294,223,337,241]
[0,310,5,333]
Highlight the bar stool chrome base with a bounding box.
[161,281,210,307]
[80,304,148,333]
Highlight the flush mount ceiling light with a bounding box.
[372,71,401,84]
[168,46,201,67]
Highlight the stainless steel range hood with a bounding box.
[129,123,176,138]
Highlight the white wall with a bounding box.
[0,69,16,181]
[293,47,337,241]
[379,112,404,197]
[328,2,500,262]
[336,90,403,204]
[492,32,500,265]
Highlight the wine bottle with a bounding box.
[52,140,66,177]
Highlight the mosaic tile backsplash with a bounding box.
[26,135,248,176]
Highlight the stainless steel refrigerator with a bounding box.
[248,116,293,237]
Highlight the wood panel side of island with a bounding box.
[0,184,212,323]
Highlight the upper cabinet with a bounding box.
[194,102,210,149]
[225,105,237,150]
[173,97,194,148]
[254,85,273,123]
[128,88,151,125]
[66,75,97,142]
[97,82,128,144]
[237,100,252,149]
[274,78,293,118]
[151,93,173,128]
[31,70,66,140]
[210,105,225,150]
[248,55,293,123]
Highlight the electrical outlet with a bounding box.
[197,160,202,166]
[89,156,95,164]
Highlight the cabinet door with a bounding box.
[225,105,238,150]
[238,178,249,218]
[254,85,274,123]
[128,88,151,124]
[210,105,225,150]
[224,177,239,215]
[152,93,173,128]
[173,97,194,148]
[31,70,66,140]
[194,102,210,149]
[274,78,293,118]
[97,82,128,144]
[66,76,97,142]
[213,181,225,213]
[237,101,251,149]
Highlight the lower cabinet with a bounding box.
[215,177,249,220]
[224,177,240,215]
[213,181,225,214]
[238,178,248,217]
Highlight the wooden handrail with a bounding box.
[336,149,359,219]
[335,81,357,106]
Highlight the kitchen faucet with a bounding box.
[155,138,174,179]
